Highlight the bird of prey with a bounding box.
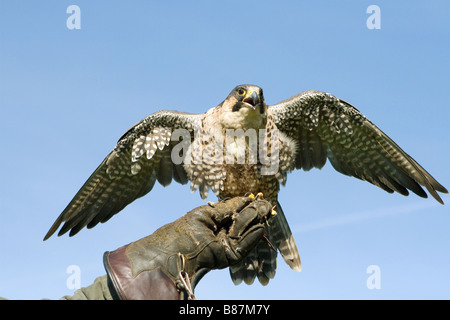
[44,84,447,286]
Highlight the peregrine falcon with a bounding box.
[44,84,448,286]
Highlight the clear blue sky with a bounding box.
[1,1,449,300]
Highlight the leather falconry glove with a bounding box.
[103,195,275,300]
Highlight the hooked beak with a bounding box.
[242,91,260,110]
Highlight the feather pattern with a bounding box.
[269,90,447,203]
[44,111,200,240]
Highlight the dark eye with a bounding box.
[237,88,246,96]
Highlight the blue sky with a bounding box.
[1,1,449,300]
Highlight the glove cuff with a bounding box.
[103,245,180,300]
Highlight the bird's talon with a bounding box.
[207,201,216,208]
[255,192,264,200]
[245,193,255,201]
[271,205,277,216]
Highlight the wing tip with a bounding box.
[42,232,53,241]
[432,192,445,205]
[43,219,63,241]
[423,178,447,205]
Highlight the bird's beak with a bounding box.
[242,91,260,110]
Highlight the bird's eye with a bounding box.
[237,88,246,96]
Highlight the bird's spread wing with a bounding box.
[269,90,448,203]
[44,111,201,240]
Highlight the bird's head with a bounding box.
[218,84,267,129]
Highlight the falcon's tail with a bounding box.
[229,200,301,286]
[272,201,302,272]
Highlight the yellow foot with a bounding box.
[245,193,256,201]
[271,205,277,216]
[255,192,264,200]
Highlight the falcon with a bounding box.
[44,84,448,286]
